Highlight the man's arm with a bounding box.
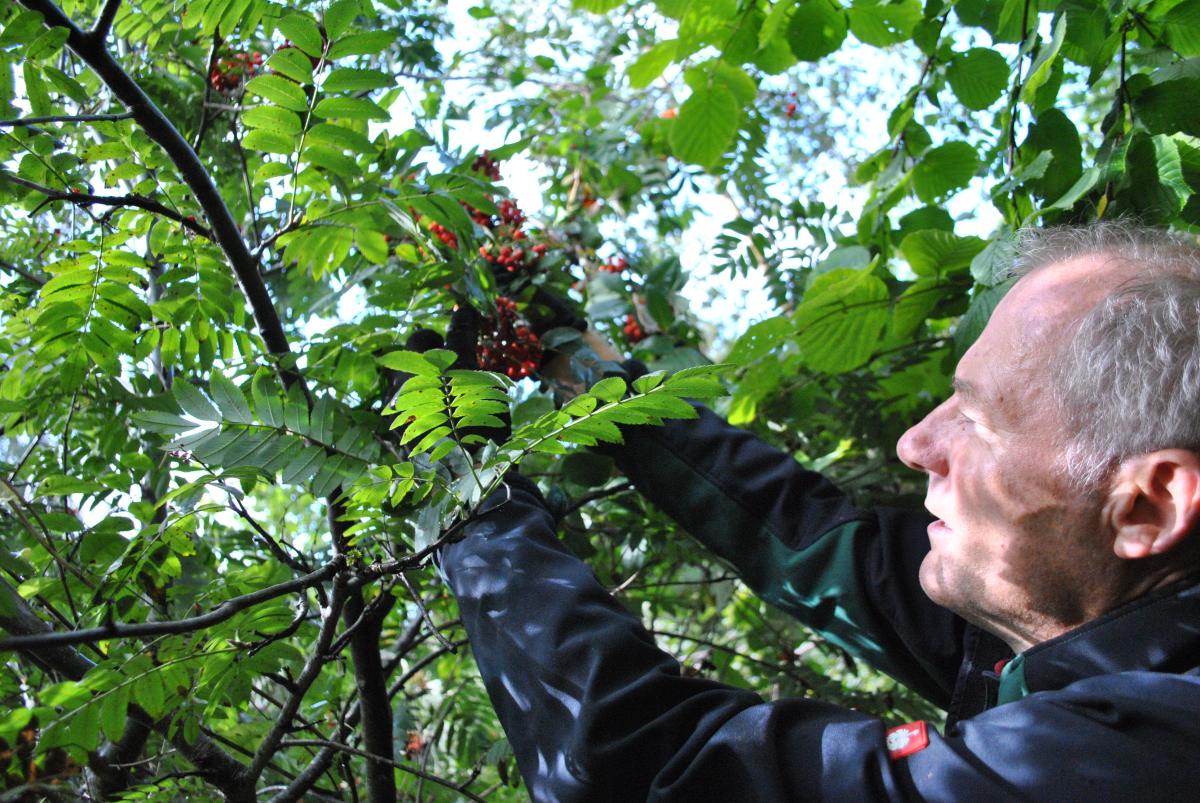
[440,480,1199,802]
[543,333,964,704]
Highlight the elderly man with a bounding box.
[439,222,1200,800]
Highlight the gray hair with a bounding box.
[1010,221,1200,489]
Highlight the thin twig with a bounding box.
[0,112,133,127]
[3,173,213,238]
[398,571,456,652]
[0,256,44,286]
[245,576,349,781]
[279,739,489,802]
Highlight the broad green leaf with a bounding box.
[955,281,1012,354]
[669,86,739,168]
[278,12,324,57]
[891,278,944,339]
[241,105,303,134]
[727,315,792,363]
[912,141,979,203]
[899,230,985,275]
[628,39,678,88]
[787,0,847,62]
[970,229,1017,286]
[244,74,308,112]
[847,0,920,47]
[793,268,889,373]
[1164,0,1200,57]
[947,48,1008,110]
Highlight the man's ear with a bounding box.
[1106,450,1200,560]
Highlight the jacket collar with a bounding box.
[1015,573,1200,699]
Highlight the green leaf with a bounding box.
[252,369,285,427]
[573,0,625,11]
[378,350,440,376]
[244,75,308,112]
[1022,14,1066,106]
[266,48,315,84]
[312,96,390,120]
[210,372,254,424]
[793,268,889,373]
[324,0,359,40]
[328,30,395,59]
[669,86,739,168]
[242,129,298,155]
[947,48,1009,110]
[727,315,792,363]
[241,105,303,134]
[912,141,979,203]
[26,26,69,61]
[588,376,627,402]
[174,381,220,422]
[278,12,324,57]
[970,228,1017,286]
[786,0,847,62]
[899,230,985,276]
[847,0,920,47]
[955,280,1012,354]
[322,67,394,93]
[628,39,677,88]
[284,383,309,434]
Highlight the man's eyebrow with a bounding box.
[952,377,984,406]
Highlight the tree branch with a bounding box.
[3,172,213,238]
[332,508,396,803]
[0,112,133,128]
[0,557,343,651]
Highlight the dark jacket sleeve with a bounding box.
[602,404,964,706]
[440,482,1185,802]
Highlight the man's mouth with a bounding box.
[927,519,952,537]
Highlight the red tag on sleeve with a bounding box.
[886,721,929,760]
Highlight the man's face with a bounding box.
[896,258,1122,650]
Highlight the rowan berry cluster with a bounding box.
[209,51,262,92]
[476,297,543,380]
[622,313,645,343]
[464,155,548,275]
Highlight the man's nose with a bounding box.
[896,405,949,477]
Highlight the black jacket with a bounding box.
[440,405,1200,801]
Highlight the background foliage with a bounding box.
[0,0,1197,798]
